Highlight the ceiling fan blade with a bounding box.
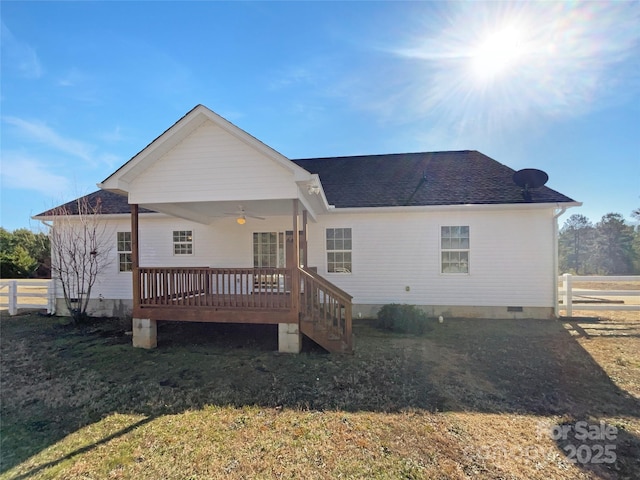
[222,210,265,220]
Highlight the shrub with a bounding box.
[375,304,433,335]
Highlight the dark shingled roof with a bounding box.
[292,150,575,207]
[35,190,155,217]
[35,151,575,217]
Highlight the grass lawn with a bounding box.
[1,311,638,479]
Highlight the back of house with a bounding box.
[34,105,580,353]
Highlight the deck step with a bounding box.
[299,320,351,354]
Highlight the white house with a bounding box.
[35,105,580,353]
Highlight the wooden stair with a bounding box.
[298,267,353,354]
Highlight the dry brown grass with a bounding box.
[1,311,638,479]
[0,280,49,309]
[562,312,640,399]
[572,281,639,291]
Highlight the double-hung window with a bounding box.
[117,232,132,272]
[326,228,352,273]
[173,230,193,255]
[441,226,469,274]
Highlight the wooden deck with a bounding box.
[133,266,353,352]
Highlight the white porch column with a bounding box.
[133,318,157,349]
[278,323,301,353]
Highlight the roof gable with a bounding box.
[126,119,301,205]
[99,105,312,195]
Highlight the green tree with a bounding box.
[11,245,38,277]
[631,208,640,273]
[0,227,12,254]
[0,227,50,278]
[592,213,636,274]
[559,214,595,274]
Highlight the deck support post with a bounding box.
[278,323,301,353]
[277,200,303,354]
[133,318,157,349]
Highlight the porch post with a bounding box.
[131,203,157,349]
[131,204,140,311]
[279,199,302,353]
[302,209,308,268]
[291,199,300,313]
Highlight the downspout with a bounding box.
[37,219,57,315]
[552,206,567,318]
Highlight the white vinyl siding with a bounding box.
[117,232,132,272]
[59,207,557,312]
[306,208,555,308]
[129,121,297,204]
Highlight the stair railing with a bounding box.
[298,267,352,352]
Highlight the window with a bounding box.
[173,230,193,255]
[441,226,469,273]
[326,228,352,273]
[117,232,132,272]
[253,232,285,268]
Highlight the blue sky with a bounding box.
[1,1,639,231]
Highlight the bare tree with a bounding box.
[49,195,112,323]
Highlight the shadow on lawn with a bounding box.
[8,416,156,480]
[1,315,639,478]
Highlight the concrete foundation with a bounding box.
[278,323,301,353]
[352,304,556,320]
[55,298,133,319]
[133,318,157,349]
[54,298,556,321]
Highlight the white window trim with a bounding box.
[172,230,194,256]
[326,227,352,274]
[117,231,132,273]
[439,225,470,275]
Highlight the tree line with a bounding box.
[0,228,51,278]
[558,209,640,275]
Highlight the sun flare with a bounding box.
[391,1,639,136]
[471,26,524,81]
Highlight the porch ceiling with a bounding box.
[141,198,319,225]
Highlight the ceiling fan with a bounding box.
[224,205,265,225]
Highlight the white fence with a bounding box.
[0,279,54,315]
[558,274,640,316]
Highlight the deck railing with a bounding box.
[299,267,353,352]
[138,267,292,310]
